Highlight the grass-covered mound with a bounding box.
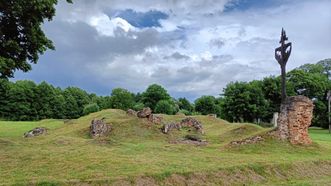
[0,109,331,185]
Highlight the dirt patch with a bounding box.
[170,139,208,146]
[163,174,187,186]
[135,176,158,186]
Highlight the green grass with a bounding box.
[0,120,64,138]
[309,127,331,142]
[0,109,331,185]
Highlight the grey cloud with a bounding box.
[164,52,190,60]
[209,38,225,48]
[212,55,233,63]
[15,0,331,101]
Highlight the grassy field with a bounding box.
[0,109,331,185]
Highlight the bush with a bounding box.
[133,102,145,111]
[178,109,192,116]
[83,103,100,115]
[154,100,176,115]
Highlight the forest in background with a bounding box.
[0,59,330,128]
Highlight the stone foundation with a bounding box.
[90,119,112,138]
[277,96,314,145]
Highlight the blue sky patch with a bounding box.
[225,0,282,12]
[115,9,168,28]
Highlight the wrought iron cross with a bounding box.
[275,28,292,102]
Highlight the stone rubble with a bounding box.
[162,117,204,134]
[229,135,264,146]
[180,117,204,134]
[126,109,137,116]
[148,114,163,124]
[90,119,112,138]
[137,107,152,118]
[162,122,181,134]
[24,127,48,138]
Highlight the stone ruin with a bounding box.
[90,119,112,138]
[208,114,217,118]
[276,96,314,145]
[128,107,163,125]
[24,127,47,138]
[162,122,182,134]
[126,109,137,116]
[147,114,163,124]
[137,107,152,118]
[162,117,203,134]
[229,135,264,146]
[180,117,204,133]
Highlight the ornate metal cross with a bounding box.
[275,28,292,102]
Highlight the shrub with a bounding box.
[154,100,176,115]
[178,109,192,116]
[133,102,145,111]
[83,103,100,115]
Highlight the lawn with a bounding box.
[0,109,331,185]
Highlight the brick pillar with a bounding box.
[277,96,314,145]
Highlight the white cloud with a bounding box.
[15,0,331,100]
[88,16,136,37]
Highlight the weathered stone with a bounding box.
[127,109,137,116]
[137,107,152,118]
[184,134,202,142]
[24,127,47,138]
[277,96,314,145]
[208,114,217,118]
[162,122,181,134]
[180,117,203,133]
[90,119,112,138]
[148,114,163,124]
[229,135,264,146]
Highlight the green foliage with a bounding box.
[154,100,176,115]
[133,102,145,111]
[178,97,194,112]
[221,81,269,122]
[63,87,90,118]
[194,96,221,116]
[109,88,135,110]
[83,103,100,115]
[220,59,331,128]
[142,84,171,111]
[5,80,38,120]
[287,65,331,128]
[0,0,72,78]
[178,109,192,116]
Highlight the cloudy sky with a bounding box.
[15,0,331,100]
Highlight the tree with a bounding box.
[63,92,79,119]
[194,96,220,116]
[178,98,194,112]
[83,103,100,115]
[220,81,269,122]
[0,79,11,118]
[154,100,176,115]
[142,84,171,111]
[62,87,90,119]
[287,67,331,128]
[0,0,72,78]
[6,80,38,120]
[35,81,56,119]
[109,88,135,110]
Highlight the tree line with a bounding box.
[0,59,330,128]
[220,59,331,129]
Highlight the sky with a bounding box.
[14,0,331,101]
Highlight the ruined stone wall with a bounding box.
[277,96,314,145]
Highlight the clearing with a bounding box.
[0,109,331,185]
